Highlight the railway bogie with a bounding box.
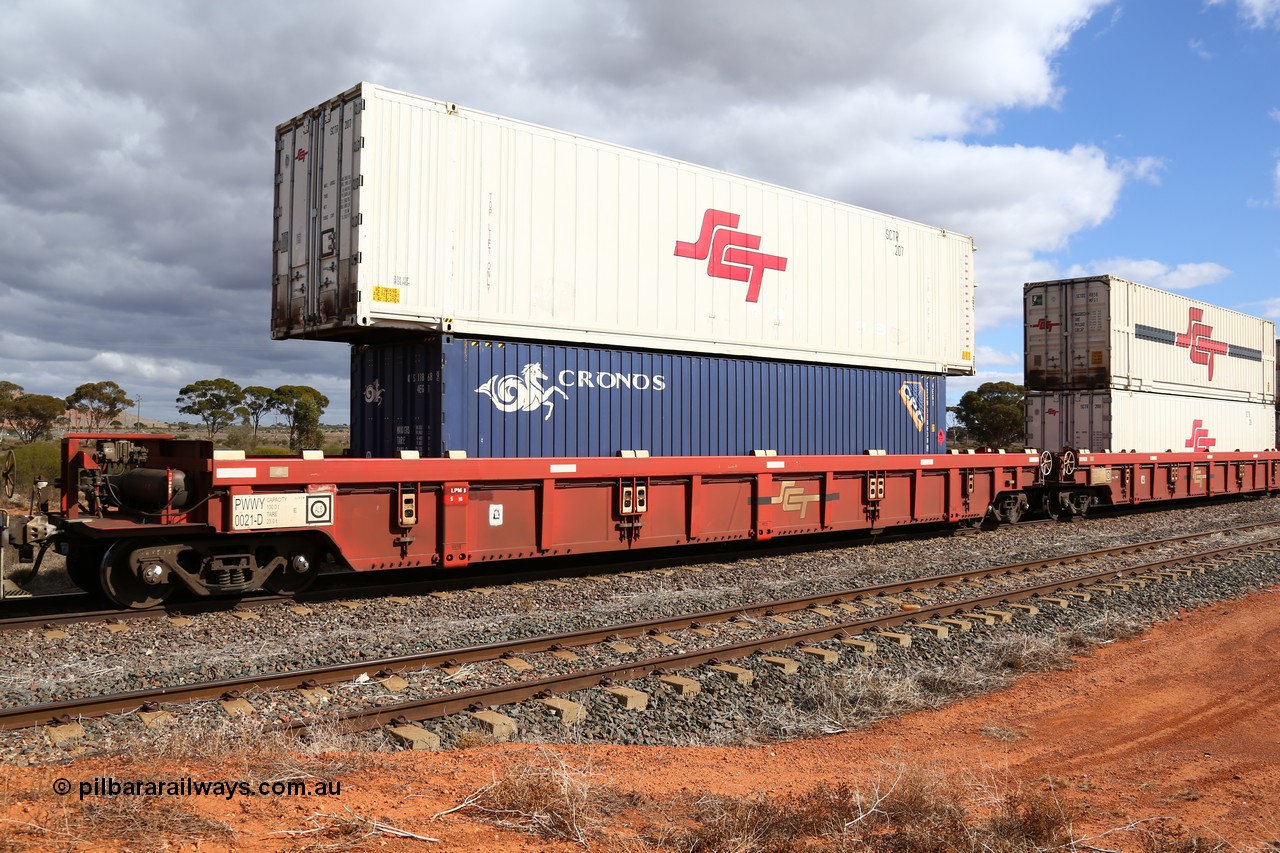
[3,434,1279,608]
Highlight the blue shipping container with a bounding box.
[351,336,947,458]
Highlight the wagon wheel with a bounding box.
[100,540,176,609]
[64,546,106,593]
[263,552,320,595]
[1,450,15,500]
[1003,497,1023,525]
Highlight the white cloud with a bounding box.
[1060,259,1232,290]
[0,0,1137,419]
[1122,156,1167,185]
[946,370,1027,406]
[1208,0,1280,27]
[975,345,1024,366]
[1252,297,1280,319]
[1189,38,1214,59]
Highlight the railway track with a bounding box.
[6,526,1279,737]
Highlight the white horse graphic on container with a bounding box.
[475,363,568,421]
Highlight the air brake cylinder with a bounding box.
[105,468,191,513]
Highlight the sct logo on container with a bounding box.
[674,209,788,303]
[1135,307,1260,382]
[1185,419,1216,452]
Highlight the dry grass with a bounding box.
[0,793,234,853]
[277,808,439,850]
[770,658,1018,739]
[444,757,1102,852]
[980,725,1029,742]
[1078,612,1148,643]
[441,747,627,845]
[0,714,394,852]
[988,634,1076,673]
[1134,818,1230,852]
[784,666,933,734]
[94,710,390,788]
[454,730,500,750]
[654,765,1080,853]
[74,796,235,851]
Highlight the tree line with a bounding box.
[0,378,330,449]
[175,380,329,448]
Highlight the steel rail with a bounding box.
[302,536,1280,733]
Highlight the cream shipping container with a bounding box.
[1024,276,1275,403]
[273,82,976,376]
[1025,390,1276,454]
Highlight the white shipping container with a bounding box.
[1024,276,1275,403]
[1025,390,1276,453]
[273,83,976,375]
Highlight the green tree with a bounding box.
[272,385,330,450]
[292,397,325,450]
[8,394,66,444]
[65,380,134,432]
[948,382,1026,450]
[0,381,23,432]
[177,378,245,440]
[220,425,258,451]
[236,385,278,443]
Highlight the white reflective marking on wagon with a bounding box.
[216,467,258,479]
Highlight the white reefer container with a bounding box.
[1024,276,1275,403]
[273,83,976,375]
[1025,390,1276,453]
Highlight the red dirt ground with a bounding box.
[4,585,1278,850]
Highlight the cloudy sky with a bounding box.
[2,0,1278,422]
